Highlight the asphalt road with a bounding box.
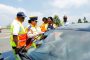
[0,29,12,53]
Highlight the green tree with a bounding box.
[83,17,88,23]
[53,15,61,27]
[78,18,82,23]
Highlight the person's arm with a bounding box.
[12,22,20,47]
[27,30,37,38]
[13,35,18,46]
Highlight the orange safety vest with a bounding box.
[18,33,27,47]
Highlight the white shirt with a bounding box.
[27,25,43,38]
[11,19,20,35]
[64,22,70,26]
[57,22,71,29]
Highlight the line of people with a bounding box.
[26,16,57,37]
[10,12,58,60]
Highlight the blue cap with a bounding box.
[28,16,38,23]
[30,16,38,20]
[17,12,26,17]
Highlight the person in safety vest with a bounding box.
[10,12,27,60]
[40,17,48,32]
[47,17,57,31]
[26,16,44,48]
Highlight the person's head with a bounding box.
[28,16,38,26]
[16,12,26,23]
[63,15,67,23]
[42,17,48,23]
[48,17,54,24]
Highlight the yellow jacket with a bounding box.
[40,23,48,32]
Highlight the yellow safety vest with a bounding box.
[10,21,26,47]
[27,25,42,48]
[40,23,48,32]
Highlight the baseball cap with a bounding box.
[17,12,26,17]
[28,16,38,23]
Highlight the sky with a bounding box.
[0,0,90,26]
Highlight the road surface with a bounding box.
[0,29,12,53]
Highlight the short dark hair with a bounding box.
[63,16,67,23]
[42,17,47,21]
[28,16,38,23]
[28,20,35,23]
[48,17,53,21]
[17,12,26,17]
[28,20,31,23]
